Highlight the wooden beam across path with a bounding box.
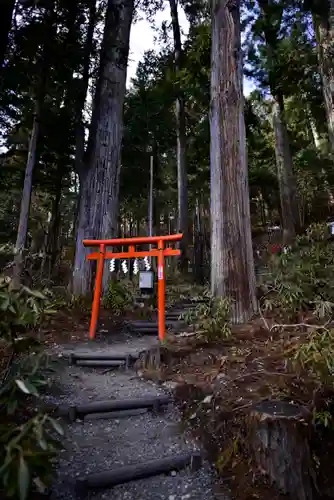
[76,452,202,491]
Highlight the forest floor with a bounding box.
[43,314,226,500]
[139,317,334,500]
[24,293,334,500]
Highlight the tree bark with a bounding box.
[249,400,317,500]
[13,4,55,284]
[313,3,334,151]
[272,93,300,244]
[0,0,15,68]
[75,0,97,175]
[210,0,257,323]
[72,0,134,296]
[68,1,96,284]
[45,163,64,273]
[13,106,40,285]
[193,197,204,284]
[169,0,189,271]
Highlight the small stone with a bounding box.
[203,395,213,404]
[171,470,177,476]
[169,496,176,500]
[163,381,178,390]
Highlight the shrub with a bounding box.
[68,294,92,313]
[0,278,58,341]
[0,413,62,500]
[0,355,63,500]
[260,227,334,320]
[181,297,232,341]
[0,277,63,500]
[293,327,334,386]
[102,280,133,315]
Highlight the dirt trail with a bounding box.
[47,329,226,500]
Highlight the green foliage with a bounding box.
[0,277,58,339]
[304,222,330,242]
[68,294,92,313]
[0,278,63,500]
[102,280,133,315]
[260,228,334,320]
[313,410,332,428]
[181,297,232,341]
[0,413,62,500]
[0,352,54,415]
[294,328,334,386]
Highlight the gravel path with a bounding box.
[47,330,226,500]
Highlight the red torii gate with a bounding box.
[83,233,183,341]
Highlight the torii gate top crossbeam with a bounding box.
[83,233,182,247]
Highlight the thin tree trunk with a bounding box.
[13,102,41,285]
[13,6,54,285]
[152,141,160,236]
[72,0,134,296]
[69,2,97,294]
[169,0,188,271]
[307,109,321,148]
[272,93,299,244]
[210,0,257,323]
[75,0,97,174]
[0,0,15,69]
[313,4,334,151]
[45,163,64,272]
[193,197,204,284]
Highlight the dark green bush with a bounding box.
[260,223,334,320]
[102,280,133,315]
[0,277,63,500]
[181,296,232,341]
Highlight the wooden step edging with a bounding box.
[69,352,138,368]
[76,452,202,491]
[65,395,172,422]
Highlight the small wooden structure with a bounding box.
[83,234,182,341]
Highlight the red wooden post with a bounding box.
[89,243,105,340]
[157,239,166,342]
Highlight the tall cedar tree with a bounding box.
[210,0,257,322]
[169,0,189,270]
[72,0,134,295]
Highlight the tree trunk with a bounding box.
[75,0,97,175]
[248,400,317,500]
[272,93,300,244]
[13,104,41,286]
[193,197,204,284]
[313,4,334,151]
[69,1,96,283]
[45,163,64,272]
[169,0,189,271]
[0,0,15,68]
[72,0,134,296]
[210,0,257,323]
[13,5,54,285]
[308,110,322,149]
